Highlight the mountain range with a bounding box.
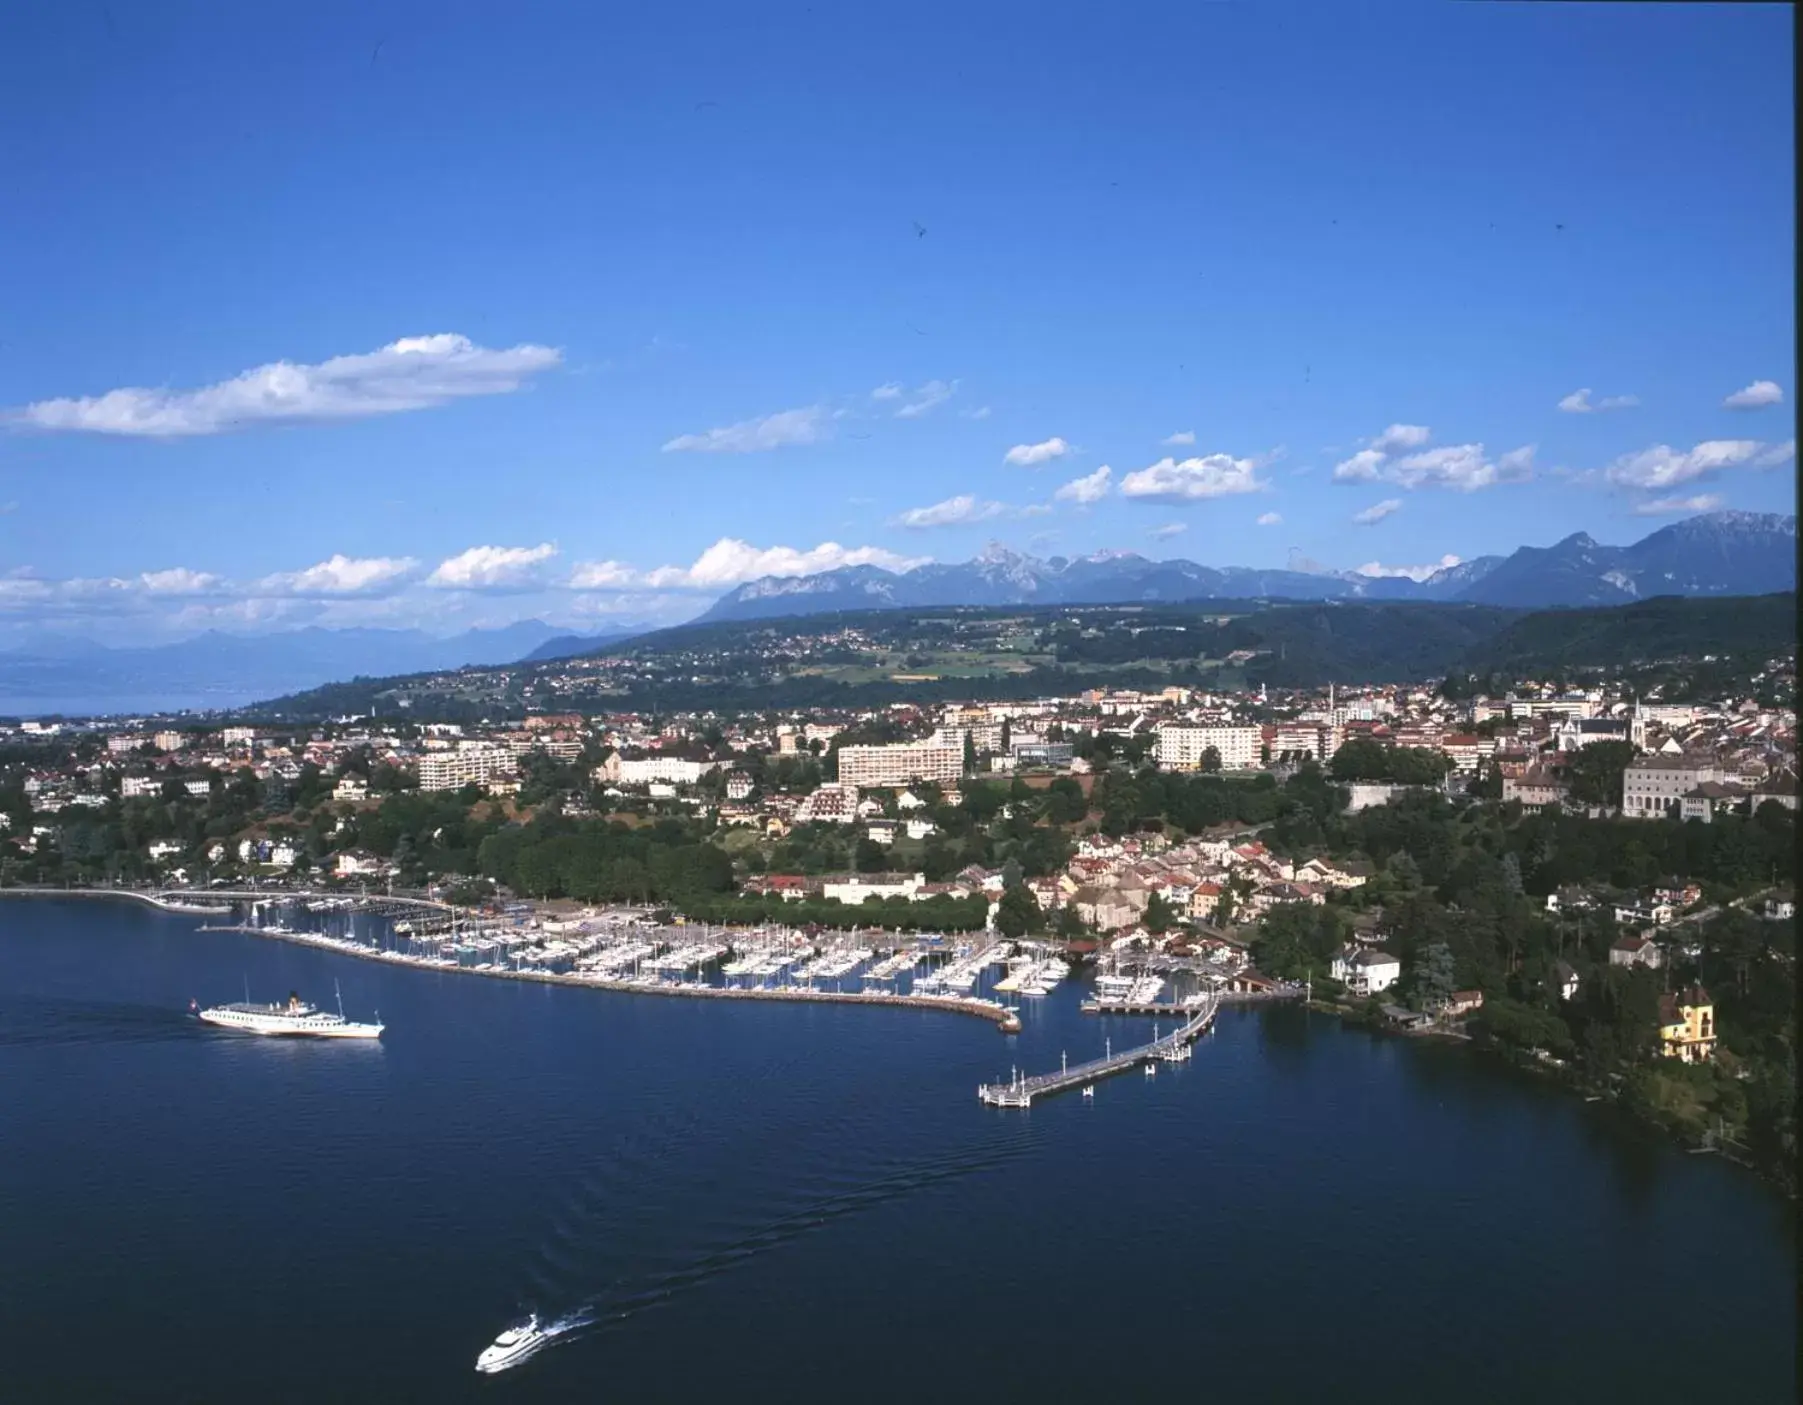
[2,511,1792,718]
[697,512,1797,623]
[0,622,639,718]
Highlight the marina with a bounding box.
[59,889,1039,1035]
[4,887,1301,1068]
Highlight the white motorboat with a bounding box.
[476,1314,548,1374]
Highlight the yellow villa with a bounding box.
[1657,985,1717,1064]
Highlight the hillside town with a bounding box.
[5,677,1793,987]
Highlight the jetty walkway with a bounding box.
[978,995,1218,1107]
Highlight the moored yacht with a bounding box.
[476,1314,548,1374]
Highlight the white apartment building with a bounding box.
[1270,723,1341,762]
[107,735,145,754]
[153,731,187,753]
[836,741,964,788]
[1622,754,1718,819]
[419,742,515,792]
[221,727,260,747]
[795,782,860,824]
[120,775,162,798]
[1155,724,1263,772]
[1506,695,1601,720]
[604,755,715,787]
[933,723,1006,753]
[821,873,926,905]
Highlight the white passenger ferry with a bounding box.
[193,983,383,1039]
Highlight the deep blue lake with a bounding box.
[0,898,1793,1403]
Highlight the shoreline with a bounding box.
[1304,994,1792,1198]
[0,885,236,915]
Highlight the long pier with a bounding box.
[1080,996,1210,1017]
[978,996,1218,1107]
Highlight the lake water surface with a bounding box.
[0,899,1792,1403]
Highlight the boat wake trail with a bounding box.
[546,1135,1030,1346]
[0,995,201,1048]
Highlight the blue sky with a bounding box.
[0,1,1793,643]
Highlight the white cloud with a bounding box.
[426,543,559,591]
[1723,379,1783,410]
[1631,494,1725,517]
[646,539,929,589]
[1331,448,1388,483]
[1351,499,1403,526]
[661,405,830,453]
[1053,465,1112,505]
[1372,424,1431,453]
[1754,439,1795,468]
[1118,453,1267,502]
[1335,424,1534,492]
[894,494,1007,529]
[1147,522,1188,540]
[568,559,639,589]
[1354,554,1462,581]
[870,382,904,400]
[1162,430,1196,447]
[1255,511,1282,526]
[255,554,420,598]
[1603,439,1767,489]
[138,567,227,595]
[1003,436,1071,467]
[15,334,560,438]
[1558,387,1639,413]
[1396,445,1494,489]
[895,379,956,419]
[962,405,992,420]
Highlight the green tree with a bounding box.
[1330,739,1452,785]
[1410,941,1458,1011]
[1045,777,1088,825]
[1143,890,1177,934]
[994,883,1041,939]
[1562,740,1637,808]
